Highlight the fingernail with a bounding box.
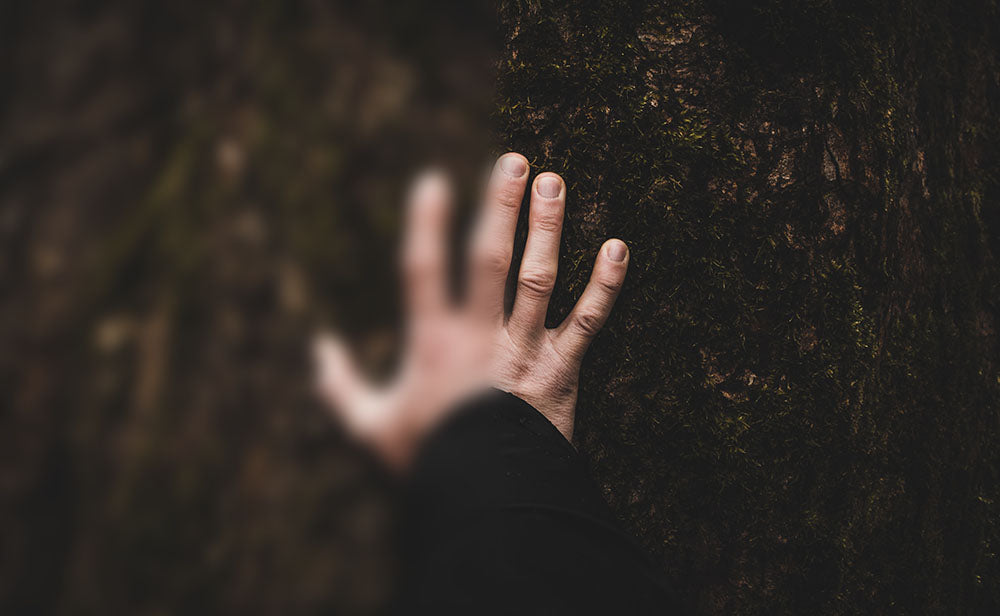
[608,240,627,262]
[501,155,526,176]
[537,175,562,198]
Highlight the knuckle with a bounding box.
[596,275,623,295]
[475,247,512,276]
[493,182,524,210]
[531,215,562,234]
[402,248,440,277]
[518,268,556,298]
[572,310,604,337]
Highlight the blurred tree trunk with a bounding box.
[1,1,493,614]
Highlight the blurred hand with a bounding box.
[314,153,629,468]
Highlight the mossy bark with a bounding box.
[2,1,997,613]
[495,1,999,612]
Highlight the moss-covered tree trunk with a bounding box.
[495,1,999,612]
[2,1,997,613]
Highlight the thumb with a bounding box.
[312,332,371,418]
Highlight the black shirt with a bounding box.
[396,389,674,614]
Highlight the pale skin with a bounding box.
[314,153,629,469]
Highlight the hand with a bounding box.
[314,153,629,468]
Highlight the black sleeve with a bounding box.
[394,388,675,615]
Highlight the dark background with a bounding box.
[2,1,999,614]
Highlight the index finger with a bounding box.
[466,153,530,320]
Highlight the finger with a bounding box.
[554,239,628,361]
[312,333,373,416]
[467,153,529,319]
[508,172,565,339]
[401,170,452,320]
